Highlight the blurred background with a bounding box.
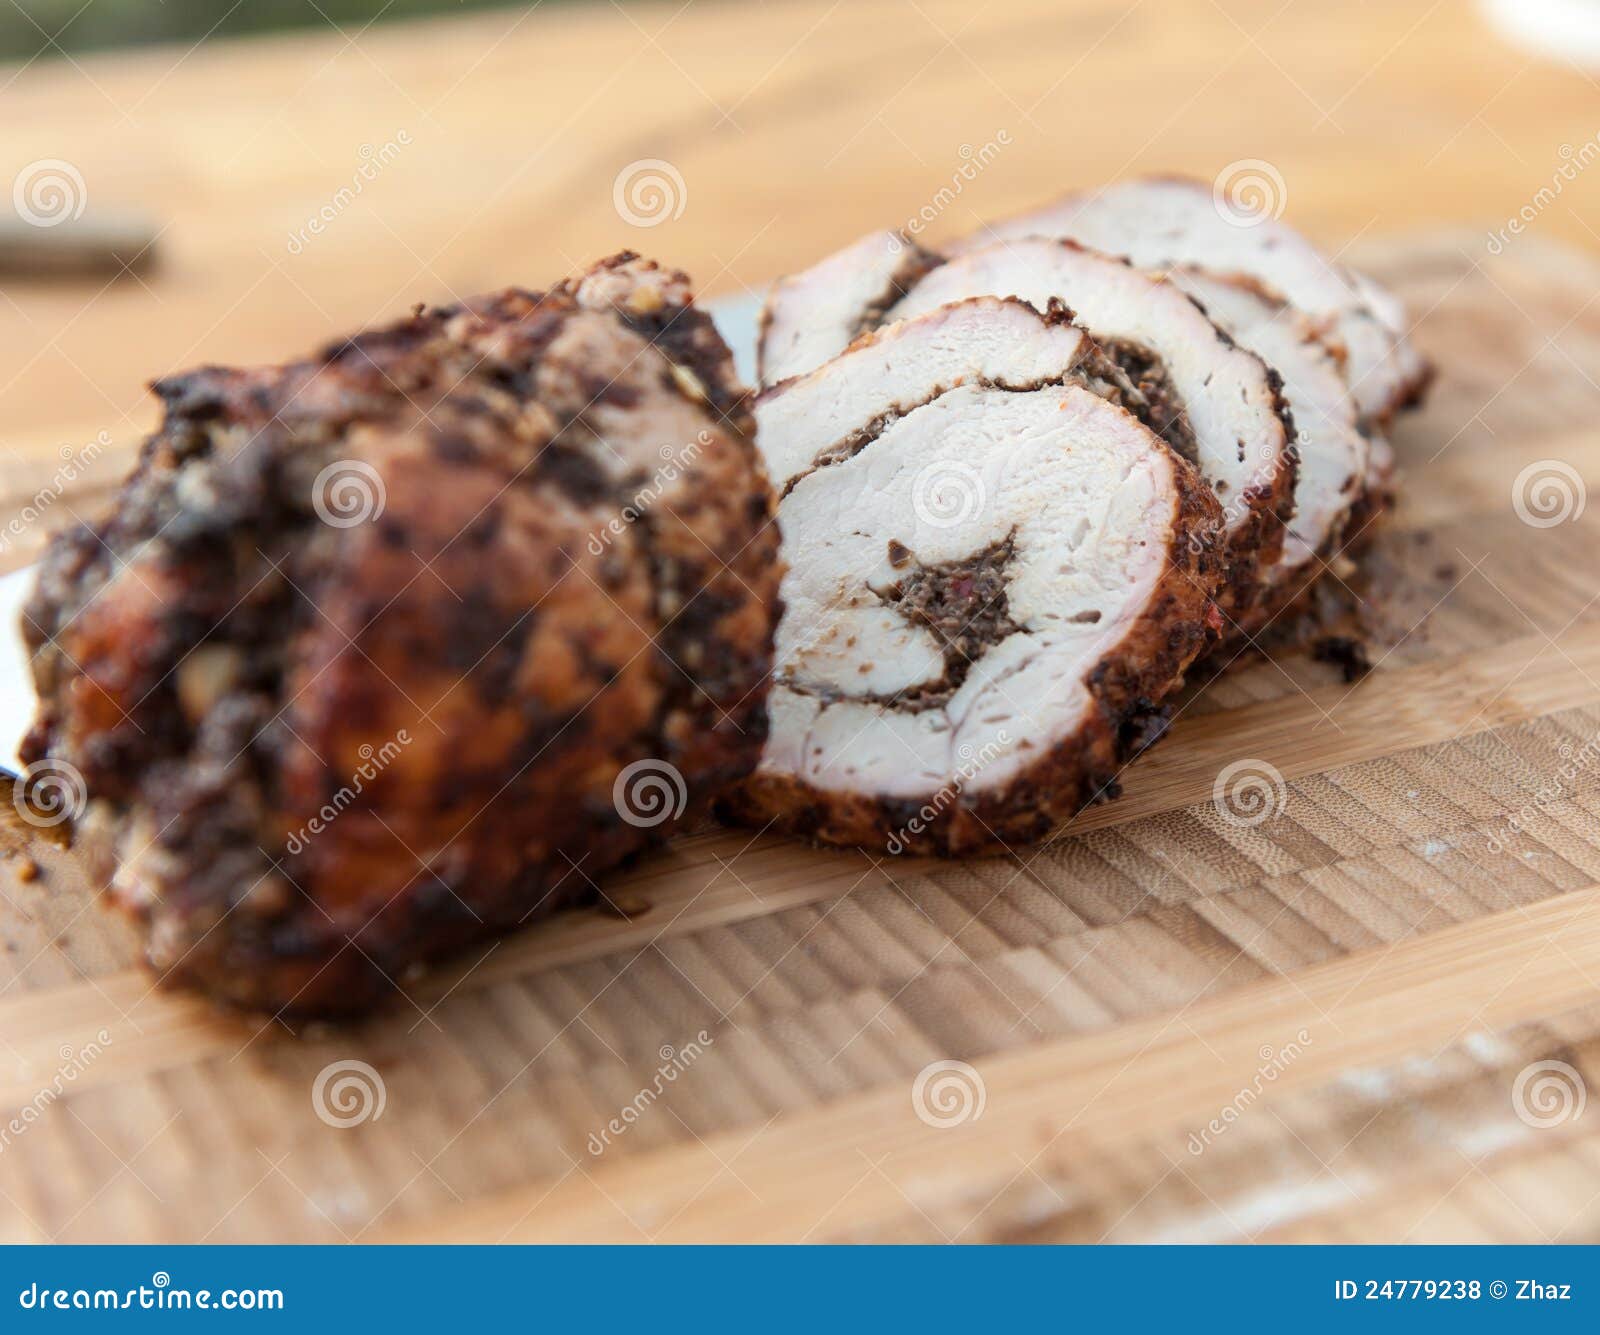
[3,0,1600,558]
[0,1,532,58]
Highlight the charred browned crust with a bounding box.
[1338,437,1397,563]
[575,250,755,437]
[1030,245,1297,633]
[922,240,1295,635]
[21,255,783,1017]
[1167,293,1297,635]
[714,441,1225,856]
[1371,353,1434,429]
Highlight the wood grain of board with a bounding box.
[4,0,1600,1245]
[383,889,1600,1243]
[5,613,1600,1111]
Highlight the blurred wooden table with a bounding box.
[1,0,1598,531]
[5,0,1600,1245]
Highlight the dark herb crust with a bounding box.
[21,255,783,1017]
[868,532,1020,712]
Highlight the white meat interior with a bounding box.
[761,230,924,385]
[1170,269,1367,578]
[757,297,1093,489]
[763,382,1181,800]
[888,239,1286,551]
[959,178,1419,421]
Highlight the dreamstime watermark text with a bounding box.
[587,432,712,555]
[888,131,1012,252]
[1187,1029,1313,1155]
[886,733,1011,854]
[0,1030,113,1156]
[1487,134,1600,254]
[18,1273,283,1313]
[587,1032,714,1155]
[1487,732,1600,854]
[1,432,108,556]
[286,131,413,254]
[285,732,412,855]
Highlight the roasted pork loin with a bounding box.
[759,233,1296,627]
[21,254,782,1015]
[1165,267,1369,638]
[719,298,1224,854]
[953,176,1431,426]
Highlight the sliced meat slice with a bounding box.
[954,176,1429,424]
[1343,431,1396,556]
[757,295,1140,490]
[884,238,1295,625]
[718,304,1224,855]
[1349,265,1432,412]
[1169,267,1368,634]
[759,229,940,385]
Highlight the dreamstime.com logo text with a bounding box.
[612,758,688,828]
[285,732,412,855]
[1487,133,1600,254]
[910,459,986,530]
[587,433,712,555]
[1187,1029,1313,1155]
[11,757,88,830]
[1512,1059,1586,1129]
[613,159,687,228]
[0,432,108,556]
[587,1032,714,1156]
[286,131,413,254]
[1511,458,1585,529]
[312,458,385,528]
[18,1273,283,1313]
[886,732,1010,854]
[1212,159,1287,229]
[12,159,86,228]
[1185,450,1284,559]
[887,131,1012,252]
[0,1031,113,1156]
[1212,758,1288,828]
[311,1059,387,1129]
[1486,732,1600,854]
[912,1059,986,1128]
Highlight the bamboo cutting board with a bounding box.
[3,228,1600,1245]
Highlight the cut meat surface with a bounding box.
[756,295,1140,490]
[956,177,1430,424]
[20,254,783,1016]
[1169,267,1368,635]
[883,238,1296,625]
[753,232,1294,627]
[1345,430,1397,555]
[718,301,1224,854]
[759,229,940,385]
[1349,264,1431,410]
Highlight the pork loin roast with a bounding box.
[718,298,1224,855]
[759,232,1296,627]
[20,254,783,1015]
[956,176,1431,426]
